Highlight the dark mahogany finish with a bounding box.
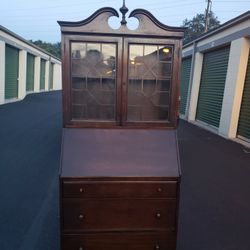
[59,3,183,250]
[62,181,177,198]
[63,198,176,231]
[60,129,180,178]
[59,129,181,249]
[62,232,177,250]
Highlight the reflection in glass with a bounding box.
[128,44,172,121]
[144,46,157,57]
[144,45,157,66]
[152,63,172,77]
[71,42,116,121]
[102,44,116,60]
[102,78,115,91]
[72,43,86,59]
[159,46,173,61]
[72,77,86,90]
[143,79,156,96]
[72,105,83,119]
[157,79,171,91]
[87,43,101,54]
[130,45,143,61]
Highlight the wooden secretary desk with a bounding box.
[58,2,184,249]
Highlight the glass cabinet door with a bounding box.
[127,44,173,122]
[71,42,117,121]
[67,37,178,128]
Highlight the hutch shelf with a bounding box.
[58,2,184,249]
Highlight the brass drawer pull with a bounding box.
[155,244,160,250]
[157,187,162,193]
[155,212,161,219]
[79,214,84,220]
[79,247,84,250]
[79,188,84,193]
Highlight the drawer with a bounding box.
[62,232,176,250]
[62,198,177,232]
[62,181,177,198]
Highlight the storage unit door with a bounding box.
[5,45,19,99]
[40,59,46,90]
[49,63,54,90]
[237,52,250,141]
[26,53,35,91]
[196,46,230,128]
[180,57,192,116]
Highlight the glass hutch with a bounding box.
[59,3,184,128]
[58,2,184,249]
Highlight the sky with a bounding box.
[0,0,249,43]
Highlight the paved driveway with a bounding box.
[0,91,249,250]
[177,119,250,250]
[0,92,61,250]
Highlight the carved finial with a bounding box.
[119,0,129,25]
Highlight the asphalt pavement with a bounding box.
[0,91,249,250]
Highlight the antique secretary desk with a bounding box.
[58,2,184,249]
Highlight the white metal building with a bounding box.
[180,11,250,147]
[0,25,61,105]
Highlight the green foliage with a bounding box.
[182,12,220,44]
[30,40,61,58]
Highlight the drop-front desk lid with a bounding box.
[60,128,180,179]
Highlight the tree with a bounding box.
[182,11,220,44]
[30,40,61,58]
